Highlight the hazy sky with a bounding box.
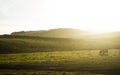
[0,0,120,34]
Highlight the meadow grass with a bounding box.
[0,36,120,75]
[0,50,120,70]
[0,70,105,75]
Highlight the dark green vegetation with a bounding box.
[0,28,120,75]
[0,35,120,54]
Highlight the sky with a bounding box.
[0,0,120,34]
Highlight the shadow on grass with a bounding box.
[0,64,120,75]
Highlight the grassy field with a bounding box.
[0,50,120,75]
[0,35,120,75]
[0,70,106,75]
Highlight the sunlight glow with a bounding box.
[0,0,120,34]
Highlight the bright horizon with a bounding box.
[0,0,120,34]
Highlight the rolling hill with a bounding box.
[11,28,94,38]
[11,28,120,39]
[0,28,120,53]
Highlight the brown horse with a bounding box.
[99,49,108,56]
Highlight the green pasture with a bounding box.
[0,50,120,71]
[0,36,120,75]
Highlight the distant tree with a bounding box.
[11,31,25,35]
[3,34,9,36]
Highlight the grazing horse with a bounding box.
[99,49,108,56]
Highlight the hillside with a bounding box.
[0,35,120,54]
[1,28,120,75]
[0,28,120,53]
[11,28,120,39]
[11,28,93,38]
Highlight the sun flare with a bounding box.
[0,0,120,34]
[73,25,120,34]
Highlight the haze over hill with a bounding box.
[11,28,91,38]
[11,28,120,38]
[0,28,120,53]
